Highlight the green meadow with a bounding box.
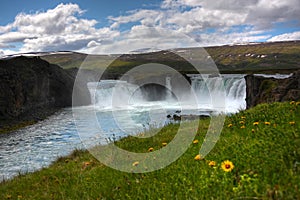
[1,102,299,199]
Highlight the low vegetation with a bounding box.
[1,102,299,199]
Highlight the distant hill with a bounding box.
[39,41,300,75]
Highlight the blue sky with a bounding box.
[1,0,300,55]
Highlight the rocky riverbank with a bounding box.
[0,56,90,132]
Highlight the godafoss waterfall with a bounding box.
[1,74,248,180]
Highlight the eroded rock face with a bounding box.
[0,56,90,120]
[245,70,300,108]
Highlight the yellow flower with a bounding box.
[132,161,139,166]
[239,121,245,124]
[264,122,271,125]
[290,101,295,105]
[241,116,246,119]
[251,129,255,133]
[193,139,199,144]
[194,154,202,160]
[82,161,91,170]
[253,122,259,126]
[221,160,234,172]
[240,125,246,129]
[227,124,233,128]
[208,161,216,167]
[148,147,154,152]
[289,121,295,125]
[162,142,167,146]
[296,102,300,106]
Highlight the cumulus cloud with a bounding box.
[103,0,300,53]
[267,31,300,42]
[0,3,119,53]
[109,10,161,29]
[159,0,300,32]
[85,25,198,54]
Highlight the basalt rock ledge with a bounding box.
[245,70,300,108]
[0,56,90,123]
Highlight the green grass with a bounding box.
[1,102,300,199]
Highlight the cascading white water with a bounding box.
[88,74,246,113]
[87,80,145,109]
[165,77,173,100]
[189,74,246,113]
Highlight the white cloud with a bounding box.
[195,31,271,46]
[0,3,119,54]
[109,9,161,29]
[164,7,247,33]
[160,0,300,31]
[267,31,300,42]
[85,25,197,54]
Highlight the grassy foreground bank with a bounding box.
[1,102,299,199]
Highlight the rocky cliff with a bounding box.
[245,70,300,108]
[0,56,90,122]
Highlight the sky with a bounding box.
[0,0,300,55]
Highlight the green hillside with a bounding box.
[41,41,300,74]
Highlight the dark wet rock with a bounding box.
[168,114,210,121]
[173,115,181,121]
[0,56,90,123]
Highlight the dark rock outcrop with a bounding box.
[0,56,90,121]
[245,70,300,108]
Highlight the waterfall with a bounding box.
[189,74,246,113]
[87,81,144,109]
[165,77,173,101]
[87,74,246,113]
